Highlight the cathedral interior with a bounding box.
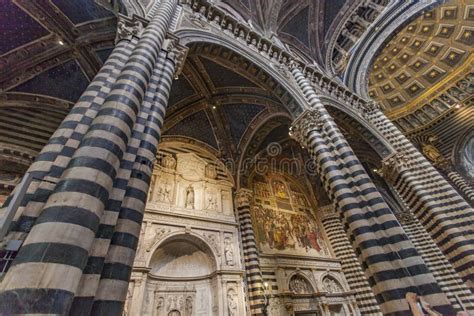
[0,0,473,315]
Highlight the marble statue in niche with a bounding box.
[205,189,218,211]
[224,236,234,265]
[162,155,177,170]
[422,143,443,163]
[123,281,134,315]
[185,184,195,209]
[156,295,165,314]
[227,289,237,316]
[185,296,193,316]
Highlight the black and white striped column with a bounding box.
[69,51,169,315]
[0,0,178,314]
[236,189,265,315]
[91,47,176,315]
[319,205,382,315]
[446,170,474,204]
[6,39,135,243]
[364,104,474,289]
[289,66,454,315]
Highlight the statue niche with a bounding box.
[185,184,195,209]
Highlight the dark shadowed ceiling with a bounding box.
[0,0,118,180]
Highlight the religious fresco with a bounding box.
[251,175,329,256]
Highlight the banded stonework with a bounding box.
[1,0,473,315]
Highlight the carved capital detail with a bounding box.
[289,109,325,146]
[164,35,189,78]
[235,188,253,208]
[377,152,410,184]
[318,205,336,220]
[116,14,146,43]
[394,211,415,224]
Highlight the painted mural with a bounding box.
[251,175,329,257]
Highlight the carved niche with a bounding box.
[148,152,234,216]
[322,276,343,293]
[289,274,313,294]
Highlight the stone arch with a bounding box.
[320,272,346,293]
[156,138,236,187]
[236,112,293,189]
[321,96,394,158]
[343,1,439,96]
[287,271,315,294]
[146,231,220,273]
[174,29,308,118]
[452,127,474,182]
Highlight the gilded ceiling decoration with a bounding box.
[368,0,473,126]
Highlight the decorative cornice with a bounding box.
[180,0,367,106]
[289,109,325,146]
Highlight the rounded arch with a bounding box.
[174,29,308,117]
[320,272,347,293]
[452,127,474,182]
[156,138,236,187]
[236,112,293,189]
[343,1,439,96]
[146,231,219,273]
[287,271,316,294]
[321,96,395,158]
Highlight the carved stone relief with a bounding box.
[322,276,343,293]
[289,274,312,294]
[147,153,233,218]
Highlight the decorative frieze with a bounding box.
[180,0,366,106]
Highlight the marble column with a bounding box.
[319,205,382,315]
[439,164,474,204]
[69,48,172,315]
[289,65,453,315]
[0,0,178,314]
[363,102,474,289]
[6,37,136,243]
[235,188,265,315]
[91,39,184,315]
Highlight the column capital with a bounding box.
[235,188,253,208]
[319,204,337,220]
[377,152,410,184]
[289,108,324,146]
[164,35,189,78]
[115,14,146,43]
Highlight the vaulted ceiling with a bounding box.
[366,0,473,160]
[162,42,291,161]
[0,0,118,184]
